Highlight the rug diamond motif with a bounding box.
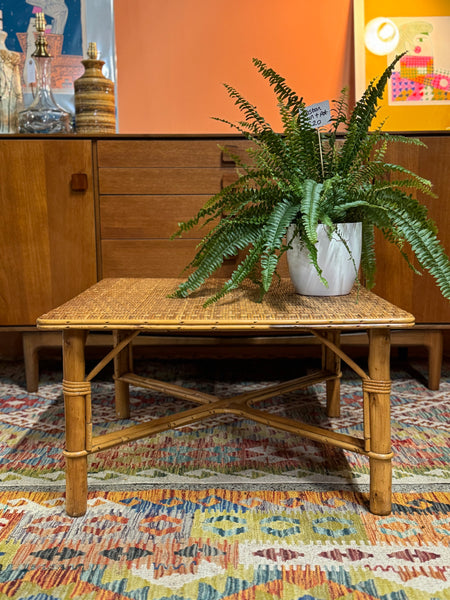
[1,489,449,599]
[1,358,449,598]
[0,358,449,491]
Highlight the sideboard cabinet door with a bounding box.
[373,135,450,323]
[0,140,97,325]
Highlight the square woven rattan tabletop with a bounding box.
[36,278,415,331]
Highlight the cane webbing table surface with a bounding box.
[37,278,415,517]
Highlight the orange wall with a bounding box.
[113,0,354,133]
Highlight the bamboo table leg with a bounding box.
[63,330,88,517]
[368,328,392,515]
[113,330,132,419]
[323,330,341,417]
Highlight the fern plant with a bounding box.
[171,55,450,306]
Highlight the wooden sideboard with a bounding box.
[1,133,449,388]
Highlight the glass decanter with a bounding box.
[18,13,72,134]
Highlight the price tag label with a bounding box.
[25,58,36,85]
[305,100,331,128]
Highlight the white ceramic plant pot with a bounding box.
[286,222,362,296]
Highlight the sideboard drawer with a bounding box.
[97,139,250,167]
[98,167,230,195]
[101,239,239,278]
[100,195,211,238]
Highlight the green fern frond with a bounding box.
[378,133,428,148]
[223,83,271,132]
[170,223,261,298]
[376,163,434,195]
[345,162,388,191]
[346,127,386,169]
[296,108,322,180]
[338,53,405,174]
[252,57,304,113]
[260,199,302,291]
[171,172,262,239]
[373,187,432,226]
[300,179,323,244]
[202,239,266,307]
[360,223,376,288]
[329,88,349,133]
[372,139,388,162]
[386,200,450,299]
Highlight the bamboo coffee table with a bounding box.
[36,278,415,517]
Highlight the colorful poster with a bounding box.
[387,17,449,106]
[354,0,450,131]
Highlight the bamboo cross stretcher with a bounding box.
[37,278,415,517]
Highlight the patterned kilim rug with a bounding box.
[0,357,449,598]
[0,489,449,599]
[0,357,449,491]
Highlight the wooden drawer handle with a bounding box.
[221,144,250,165]
[71,173,89,192]
[221,145,239,164]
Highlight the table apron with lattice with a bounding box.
[36,278,415,517]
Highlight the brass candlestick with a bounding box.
[32,12,51,58]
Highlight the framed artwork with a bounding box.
[353,0,449,131]
[0,0,116,119]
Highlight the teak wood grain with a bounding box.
[96,139,245,279]
[98,167,235,195]
[101,240,289,279]
[100,195,214,238]
[96,139,251,168]
[373,136,450,322]
[0,140,97,325]
[101,239,242,278]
